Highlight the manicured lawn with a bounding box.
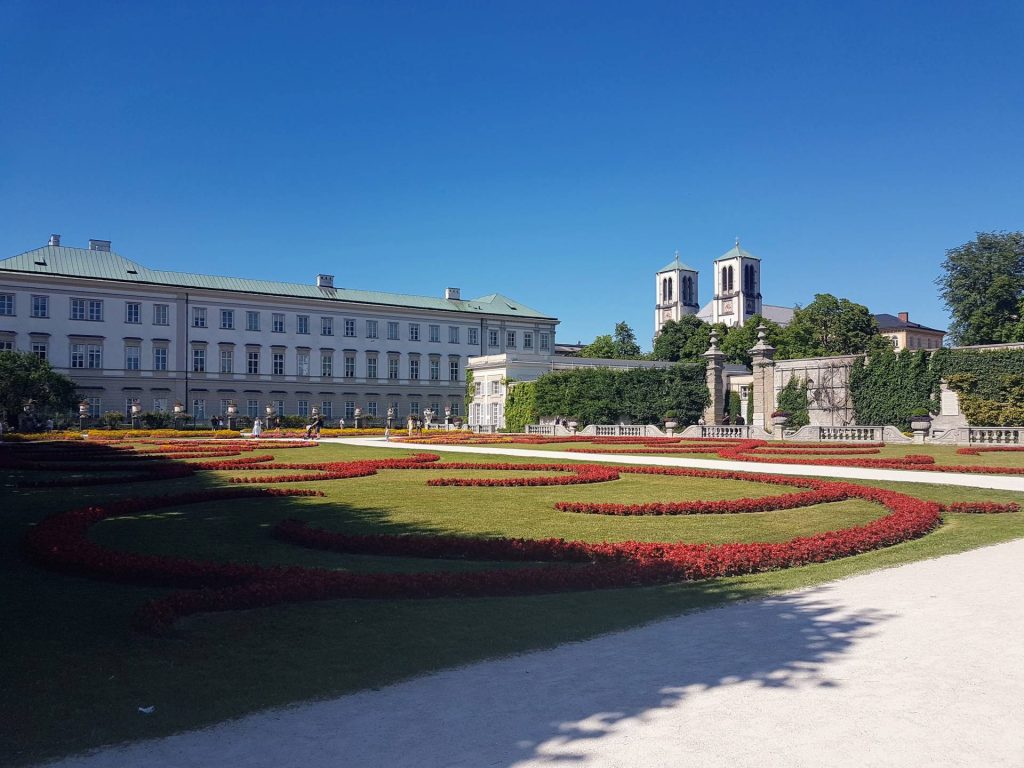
[2,440,1023,765]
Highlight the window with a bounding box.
[540,332,550,351]
[388,356,399,380]
[429,358,440,381]
[0,339,15,351]
[344,401,355,419]
[0,294,14,316]
[247,399,259,419]
[474,381,481,395]
[367,356,378,379]
[409,401,420,417]
[343,318,356,337]
[87,300,103,321]
[31,342,47,360]
[273,351,285,376]
[367,401,378,417]
[153,397,168,413]
[153,347,168,371]
[321,353,333,377]
[430,401,440,417]
[71,343,103,369]
[449,360,459,381]
[450,402,460,417]
[449,326,459,344]
[246,311,260,332]
[125,345,140,370]
[272,313,285,333]
[247,350,260,375]
[488,329,499,347]
[220,399,232,415]
[524,332,533,350]
[153,304,169,325]
[409,357,420,380]
[490,402,500,424]
[220,309,235,329]
[297,315,310,335]
[321,400,333,419]
[125,302,141,324]
[297,400,309,417]
[296,351,310,375]
[387,321,400,340]
[429,324,441,343]
[506,331,516,348]
[468,327,479,346]
[366,320,378,339]
[86,396,102,418]
[220,349,234,373]
[71,298,85,320]
[490,380,500,395]
[32,295,49,318]
[192,348,206,372]
[409,323,420,341]
[193,399,207,419]
[344,354,355,378]
[322,317,334,336]
[192,307,207,328]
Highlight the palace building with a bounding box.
[0,235,558,423]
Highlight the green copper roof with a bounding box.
[0,245,556,320]
[715,241,760,262]
[657,254,697,273]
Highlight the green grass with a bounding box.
[2,441,1023,765]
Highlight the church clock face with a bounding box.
[722,299,734,314]
[661,307,673,320]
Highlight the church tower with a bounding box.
[712,239,761,327]
[655,251,699,336]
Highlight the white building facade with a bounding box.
[0,237,558,423]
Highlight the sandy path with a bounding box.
[323,437,1024,492]
[47,539,1024,768]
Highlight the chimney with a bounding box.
[317,274,334,289]
[898,312,909,322]
[48,234,61,247]
[445,287,461,300]
[88,239,111,252]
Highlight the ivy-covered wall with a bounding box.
[533,364,708,426]
[503,381,539,432]
[776,376,810,428]
[850,346,1024,428]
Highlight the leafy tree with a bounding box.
[0,351,78,425]
[577,334,617,359]
[720,314,783,367]
[775,376,810,428]
[651,316,716,362]
[612,321,642,359]
[936,231,1024,345]
[775,294,882,359]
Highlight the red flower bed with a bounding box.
[957,446,1024,455]
[940,502,1020,514]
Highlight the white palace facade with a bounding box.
[0,236,558,424]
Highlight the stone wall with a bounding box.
[773,355,859,427]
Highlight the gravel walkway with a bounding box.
[47,539,1024,768]
[328,437,1024,492]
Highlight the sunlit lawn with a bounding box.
[2,440,1023,765]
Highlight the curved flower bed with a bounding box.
[940,502,1020,514]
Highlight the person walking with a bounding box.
[313,413,324,440]
[252,417,263,440]
[338,417,345,431]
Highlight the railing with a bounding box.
[969,427,1023,445]
[817,426,883,442]
[585,425,660,437]
[701,425,751,439]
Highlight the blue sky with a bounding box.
[2,1,1022,348]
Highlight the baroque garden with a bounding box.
[2,235,1024,765]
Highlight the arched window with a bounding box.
[667,277,673,301]
[661,278,667,302]
[721,266,728,293]
[726,266,734,292]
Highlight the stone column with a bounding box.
[748,324,776,433]
[703,330,726,425]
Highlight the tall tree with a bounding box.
[775,294,882,359]
[936,231,1024,346]
[612,321,642,359]
[0,351,78,424]
[651,316,714,362]
[577,334,617,359]
[720,314,783,367]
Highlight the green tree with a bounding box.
[577,334,617,359]
[0,350,78,425]
[776,376,810,428]
[776,294,882,359]
[651,316,716,362]
[720,314,783,367]
[612,321,642,359]
[936,231,1024,345]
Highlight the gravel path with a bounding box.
[328,437,1024,492]
[48,539,1024,768]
